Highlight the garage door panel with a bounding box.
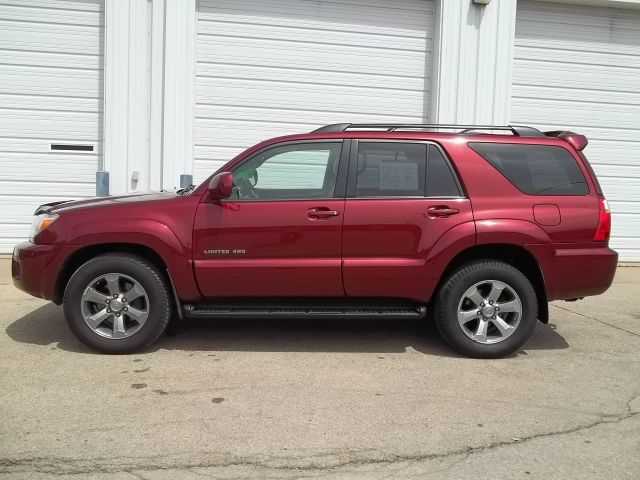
[0,3,102,25]
[0,66,102,98]
[0,110,101,140]
[511,85,640,109]
[513,1,640,261]
[0,21,102,55]
[517,1,640,31]
[512,60,639,94]
[0,49,102,70]
[0,153,99,182]
[199,20,429,51]
[197,37,430,78]
[0,93,102,113]
[197,63,427,91]
[511,98,640,130]
[196,81,426,117]
[196,105,421,127]
[201,0,431,31]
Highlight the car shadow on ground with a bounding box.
[6,303,569,358]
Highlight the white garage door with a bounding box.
[512,1,640,261]
[195,0,434,181]
[0,0,103,252]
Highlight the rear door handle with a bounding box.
[307,207,341,219]
[426,206,460,218]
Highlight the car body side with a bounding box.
[12,131,618,312]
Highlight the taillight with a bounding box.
[594,198,611,242]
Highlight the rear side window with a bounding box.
[354,142,461,197]
[355,142,426,197]
[468,143,588,195]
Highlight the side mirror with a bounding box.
[208,172,234,200]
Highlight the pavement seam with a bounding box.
[2,393,639,476]
[551,303,640,338]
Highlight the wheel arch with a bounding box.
[54,243,176,305]
[435,243,549,324]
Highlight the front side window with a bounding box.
[468,143,588,195]
[230,142,342,201]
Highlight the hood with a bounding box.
[35,191,178,215]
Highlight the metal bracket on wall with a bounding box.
[180,174,194,189]
[96,171,110,197]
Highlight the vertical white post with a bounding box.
[431,0,517,125]
[161,0,196,191]
[103,0,153,194]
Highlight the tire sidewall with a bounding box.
[436,262,538,358]
[63,255,171,354]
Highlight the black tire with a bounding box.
[434,260,538,358]
[63,253,172,354]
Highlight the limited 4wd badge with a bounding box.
[203,248,246,256]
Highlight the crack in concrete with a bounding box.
[2,394,639,477]
[551,303,640,338]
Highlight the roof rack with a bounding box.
[311,123,545,137]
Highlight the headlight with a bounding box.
[30,213,58,242]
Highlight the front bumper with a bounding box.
[12,241,60,301]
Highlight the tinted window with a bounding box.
[469,143,588,195]
[427,145,461,196]
[231,142,342,200]
[355,142,426,197]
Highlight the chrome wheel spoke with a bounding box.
[492,316,515,337]
[486,281,506,303]
[105,274,121,297]
[496,299,520,313]
[123,283,145,303]
[474,320,489,343]
[458,309,479,327]
[83,287,109,305]
[125,306,148,324]
[112,315,126,338]
[464,286,484,308]
[86,308,111,329]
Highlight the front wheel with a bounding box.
[63,253,172,354]
[434,260,538,358]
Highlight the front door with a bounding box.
[342,140,473,302]
[193,140,348,297]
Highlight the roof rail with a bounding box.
[311,123,545,137]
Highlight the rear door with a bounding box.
[193,140,348,297]
[341,140,473,301]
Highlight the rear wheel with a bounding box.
[63,253,171,354]
[434,260,538,358]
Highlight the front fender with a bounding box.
[61,219,200,300]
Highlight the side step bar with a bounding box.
[183,300,427,320]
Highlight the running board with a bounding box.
[183,300,427,320]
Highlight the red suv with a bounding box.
[12,124,617,358]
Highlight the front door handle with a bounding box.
[426,205,460,218]
[307,207,341,219]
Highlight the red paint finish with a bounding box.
[13,128,617,308]
[193,199,345,297]
[342,198,473,302]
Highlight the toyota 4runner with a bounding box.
[12,124,618,358]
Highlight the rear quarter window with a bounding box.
[468,143,588,195]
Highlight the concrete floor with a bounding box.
[0,259,638,479]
